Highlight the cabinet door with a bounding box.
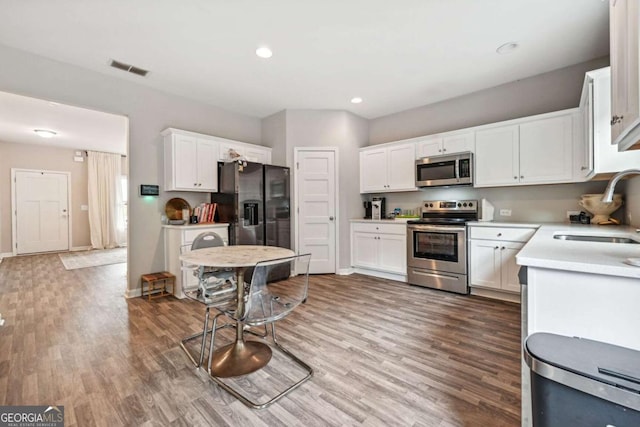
[360,148,388,192]
[474,126,519,187]
[610,0,640,144]
[499,242,524,293]
[519,115,573,184]
[352,232,378,268]
[196,140,218,191]
[378,233,406,274]
[416,136,443,158]
[387,143,417,191]
[245,146,270,164]
[442,132,474,154]
[577,80,595,179]
[174,134,199,190]
[469,240,501,290]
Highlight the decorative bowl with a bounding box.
[578,193,623,224]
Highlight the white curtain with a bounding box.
[88,151,123,249]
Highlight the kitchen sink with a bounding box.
[553,234,640,244]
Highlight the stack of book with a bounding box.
[194,203,217,223]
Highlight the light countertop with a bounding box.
[350,218,414,223]
[162,222,229,229]
[467,221,542,228]
[516,224,640,278]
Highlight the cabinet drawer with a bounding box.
[352,222,406,235]
[183,227,228,245]
[469,227,536,242]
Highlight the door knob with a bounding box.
[329,216,334,221]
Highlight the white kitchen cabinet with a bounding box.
[415,132,474,158]
[163,224,229,298]
[218,140,272,164]
[360,142,416,193]
[610,0,640,150]
[577,67,640,179]
[468,225,537,301]
[163,129,219,192]
[351,221,407,278]
[474,112,574,187]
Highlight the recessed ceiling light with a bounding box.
[256,46,273,59]
[351,97,363,104]
[34,129,57,138]
[496,42,519,55]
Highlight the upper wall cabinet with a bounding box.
[163,129,219,192]
[162,128,272,192]
[578,67,640,179]
[218,140,272,164]
[360,142,417,193]
[415,132,474,158]
[475,111,574,187]
[610,0,640,150]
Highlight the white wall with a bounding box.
[0,44,262,294]
[369,57,610,145]
[264,110,369,270]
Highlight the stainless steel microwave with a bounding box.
[415,152,473,187]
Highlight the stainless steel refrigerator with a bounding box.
[211,161,291,249]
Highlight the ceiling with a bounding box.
[0,0,609,120]
[0,91,128,154]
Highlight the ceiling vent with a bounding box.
[109,59,149,77]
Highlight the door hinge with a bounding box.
[296,162,299,169]
[297,207,299,213]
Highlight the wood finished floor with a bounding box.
[0,253,521,426]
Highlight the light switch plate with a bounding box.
[81,205,89,211]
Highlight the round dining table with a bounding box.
[180,245,295,377]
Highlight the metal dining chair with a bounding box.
[208,253,313,409]
[179,232,237,369]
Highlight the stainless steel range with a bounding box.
[406,200,478,294]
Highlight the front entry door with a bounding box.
[14,170,70,254]
[296,149,337,274]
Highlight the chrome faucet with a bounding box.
[602,169,640,202]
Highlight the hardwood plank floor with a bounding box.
[0,253,521,426]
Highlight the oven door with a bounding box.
[407,224,467,274]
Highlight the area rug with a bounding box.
[59,247,127,270]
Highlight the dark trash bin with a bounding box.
[524,333,640,427]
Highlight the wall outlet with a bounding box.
[499,209,512,216]
[81,205,89,211]
[567,210,580,218]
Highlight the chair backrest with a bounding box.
[191,232,226,250]
[243,253,311,325]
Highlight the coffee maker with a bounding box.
[363,201,372,219]
[372,197,386,220]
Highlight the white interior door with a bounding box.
[14,170,69,254]
[296,149,336,274]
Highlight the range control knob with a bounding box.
[463,203,468,207]
[469,202,473,207]
[429,203,434,207]
[457,203,462,207]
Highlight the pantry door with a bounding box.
[294,148,337,274]
[13,169,70,255]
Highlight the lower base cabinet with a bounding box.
[163,224,229,298]
[351,222,406,278]
[468,225,537,301]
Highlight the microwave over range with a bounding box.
[415,152,473,188]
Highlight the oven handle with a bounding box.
[455,157,460,180]
[408,225,466,232]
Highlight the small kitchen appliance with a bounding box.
[372,197,386,219]
[372,200,383,220]
[406,200,478,294]
[479,198,495,222]
[363,201,372,219]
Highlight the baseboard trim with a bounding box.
[352,267,407,283]
[70,246,92,252]
[470,287,520,303]
[0,252,13,259]
[125,287,141,299]
[336,268,353,275]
